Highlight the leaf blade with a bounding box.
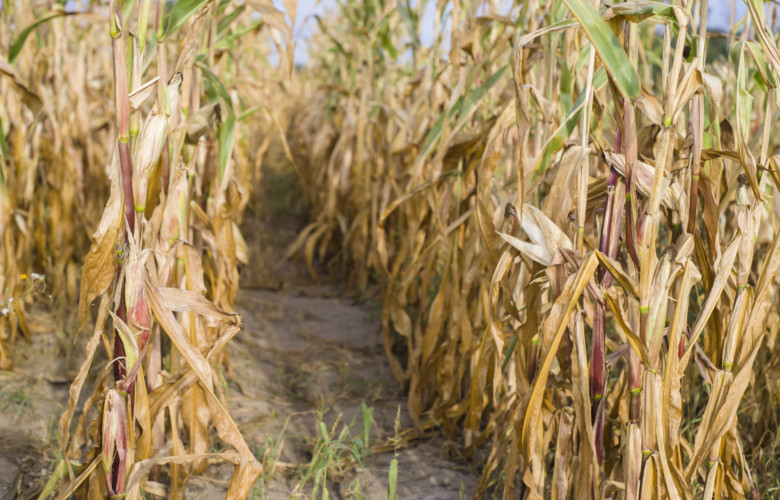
[563,0,641,98]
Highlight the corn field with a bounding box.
[3,0,780,498]
[2,0,293,497]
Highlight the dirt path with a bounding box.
[0,311,75,500]
[183,284,477,499]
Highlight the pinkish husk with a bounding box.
[124,253,151,352]
[102,389,129,497]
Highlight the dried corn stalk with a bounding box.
[291,0,780,497]
[0,0,301,497]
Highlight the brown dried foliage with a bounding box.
[1,0,296,497]
[290,0,780,498]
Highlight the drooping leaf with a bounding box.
[604,1,686,24]
[562,0,641,98]
[197,62,236,182]
[8,11,76,63]
[77,150,122,330]
[164,0,209,37]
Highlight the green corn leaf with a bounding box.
[217,112,236,183]
[217,4,246,37]
[198,62,236,182]
[9,11,75,64]
[560,58,574,114]
[0,115,7,163]
[530,91,585,180]
[164,0,209,38]
[415,65,507,176]
[501,334,519,373]
[216,20,264,51]
[563,0,641,99]
[117,0,139,23]
[743,40,779,88]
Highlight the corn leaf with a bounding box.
[164,0,209,37]
[8,11,75,63]
[562,0,641,98]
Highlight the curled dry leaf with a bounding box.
[0,54,43,112]
[77,149,122,330]
[156,287,240,328]
[145,277,261,497]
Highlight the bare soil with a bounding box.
[0,312,78,500]
[182,284,477,499]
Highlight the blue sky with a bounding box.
[56,0,747,64]
[290,0,330,63]
[709,1,746,31]
[294,1,745,62]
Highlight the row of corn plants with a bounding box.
[291,0,780,497]
[0,1,114,370]
[2,0,296,497]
